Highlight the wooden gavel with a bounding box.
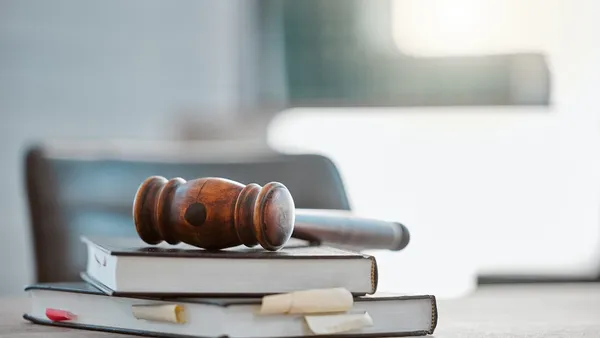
[133,176,410,251]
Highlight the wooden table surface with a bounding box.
[3,283,600,337]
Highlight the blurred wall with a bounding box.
[0,0,250,295]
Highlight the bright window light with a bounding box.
[391,0,561,57]
[267,107,600,298]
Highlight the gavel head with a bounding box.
[133,176,295,251]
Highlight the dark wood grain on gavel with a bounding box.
[133,176,409,251]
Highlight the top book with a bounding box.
[81,236,378,296]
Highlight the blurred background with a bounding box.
[2,0,599,297]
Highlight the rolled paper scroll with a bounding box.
[131,304,186,324]
[259,288,353,315]
[305,312,373,334]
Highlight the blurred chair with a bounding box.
[24,141,350,283]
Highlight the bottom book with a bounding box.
[23,282,437,338]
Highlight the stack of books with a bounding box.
[23,236,437,337]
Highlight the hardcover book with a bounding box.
[24,282,438,338]
[82,236,378,296]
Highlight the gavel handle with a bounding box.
[291,209,410,251]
